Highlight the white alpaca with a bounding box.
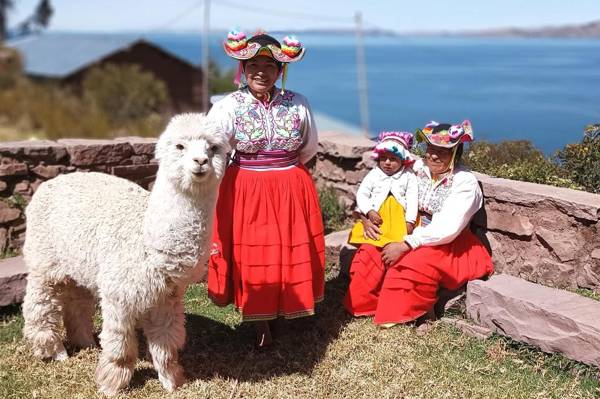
[22,113,230,396]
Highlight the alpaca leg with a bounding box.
[61,283,97,350]
[142,288,186,392]
[95,300,138,397]
[22,276,68,361]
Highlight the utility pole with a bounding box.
[201,0,211,113]
[355,11,370,138]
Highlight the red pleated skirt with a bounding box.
[208,164,325,321]
[344,228,493,325]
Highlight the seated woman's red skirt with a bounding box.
[343,229,493,325]
[208,164,325,322]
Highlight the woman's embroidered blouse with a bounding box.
[208,87,318,164]
[403,159,483,249]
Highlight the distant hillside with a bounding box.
[270,28,398,37]
[454,20,600,38]
[277,20,600,39]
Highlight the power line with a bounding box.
[150,0,204,32]
[216,0,352,24]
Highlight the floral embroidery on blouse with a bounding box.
[416,168,454,215]
[231,89,303,153]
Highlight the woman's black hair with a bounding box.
[454,143,464,165]
[431,123,452,134]
[248,34,281,48]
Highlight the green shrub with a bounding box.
[557,128,600,193]
[318,185,347,234]
[465,140,541,167]
[82,63,169,126]
[208,60,237,95]
[0,79,111,139]
[0,47,23,90]
[463,140,579,189]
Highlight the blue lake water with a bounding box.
[149,33,600,154]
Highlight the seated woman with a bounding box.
[343,120,493,327]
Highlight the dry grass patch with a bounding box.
[1,276,599,398]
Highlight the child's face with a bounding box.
[378,152,402,176]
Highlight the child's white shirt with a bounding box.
[355,166,418,224]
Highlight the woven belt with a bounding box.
[233,150,299,169]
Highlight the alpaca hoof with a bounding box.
[53,349,69,361]
[158,365,185,392]
[96,357,133,397]
[30,335,68,361]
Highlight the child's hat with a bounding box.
[371,131,413,161]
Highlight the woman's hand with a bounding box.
[382,242,411,267]
[356,212,381,240]
[406,222,415,234]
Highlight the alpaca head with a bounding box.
[155,113,230,193]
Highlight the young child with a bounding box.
[348,131,418,247]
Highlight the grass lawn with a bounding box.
[1,274,599,399]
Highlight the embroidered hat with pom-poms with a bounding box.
[415,120,473,148]
[223,30,305,63]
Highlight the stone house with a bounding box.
[6,33,204,112]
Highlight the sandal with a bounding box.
[254,321,273,349]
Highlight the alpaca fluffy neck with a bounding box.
[142,171,217,275]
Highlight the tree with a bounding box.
[0,0,14,42]
[0,0,53,40]
[33,0,52,27]
[208,59,236,96]
[557,125,600,193]
[82,63,169,126]
[16,0,53,37]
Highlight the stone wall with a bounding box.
[1,132,599,292]
[472,174,600,290]
[0,138,157,252]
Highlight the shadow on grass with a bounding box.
[132,274,351,388]
[0,304,24,344]
[0,303,22,319]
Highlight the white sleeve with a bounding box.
[356,169,377,215]
[299,99,319,164]
[404,172,418,224]
[404,172,482,248]
[207,97,235,144]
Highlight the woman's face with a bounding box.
[378,152,402,176]
[424,145,453,176]
[244,56,280,94]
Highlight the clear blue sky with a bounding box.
[8,0,600,33]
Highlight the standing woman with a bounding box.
[207,31,325,347]
[344,121,493,327]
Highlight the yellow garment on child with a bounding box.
[348,195,408,248]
